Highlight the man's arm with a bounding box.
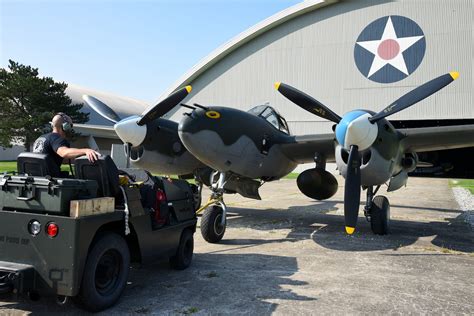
[56,147,99,162]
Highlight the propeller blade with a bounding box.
[344,145,361,234]
[370,72,459,123]
[82,95,121,124]
[274,82,341,123]
[137,85,192,126]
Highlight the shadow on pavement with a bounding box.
[223,202,474,253]
[0,252,314,315]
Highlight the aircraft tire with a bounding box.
[200,205,226,243]
[170,228,194,270]
[74,233,130,312]
[370,195,390,235]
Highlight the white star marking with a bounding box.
[356,16,424,78]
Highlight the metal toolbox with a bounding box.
[0,175,97,215]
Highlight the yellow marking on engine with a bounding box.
[206,111,221,119]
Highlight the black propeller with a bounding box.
[137,86,192,126]
[370,72,459,122]
[274,82,341,123]
[344,145,361,234]
[82,95,122,124]
[275,72,459,234]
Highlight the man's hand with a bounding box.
[84,149,100,162]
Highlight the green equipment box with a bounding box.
[0,175,97,215]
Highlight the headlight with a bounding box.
[28,220,41,236]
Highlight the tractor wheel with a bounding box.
[75,233,130,312]
[170,229,194,270]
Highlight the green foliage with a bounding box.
[0,160,70,173]
[0,60,89,150]
[450,179,474,194]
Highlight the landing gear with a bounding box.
[364,186,390,235]
[197,172,227,243]
[201,205,226,243]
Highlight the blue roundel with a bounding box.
[354,15,426,84]
[335,110,367,147]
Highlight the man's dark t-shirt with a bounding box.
[33,132,70,175]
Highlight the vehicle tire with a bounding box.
[370,195,390,235]
[170,229,194,270]
[200,205,226,243]
[75,233,130,312]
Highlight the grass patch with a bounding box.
[0,160,76,174]
[0,161,16,173]
[449,179,474,194]
[178,307,199,315]
[284,172,299,179]
[205,271,218,278]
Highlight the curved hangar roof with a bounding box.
[158,0,471,134]
[153,0,337,111]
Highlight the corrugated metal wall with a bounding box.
[171,0,472,136]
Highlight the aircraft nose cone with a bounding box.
[336,110,378,151]
[114,115,147,147]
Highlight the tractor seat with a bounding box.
[74,155,121,199]
[17,152,62,177]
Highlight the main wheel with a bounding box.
[370,195,390,235]
[200,205,226,243]
[75,233,130,312]
[170,229,194,270]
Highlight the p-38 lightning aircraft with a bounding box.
[80,72,474,242]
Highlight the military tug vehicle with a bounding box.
[0,153,197,312]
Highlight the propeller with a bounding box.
[344,145,361,234]
[275,72,459,234]
[137,86,192,126]
[82,85,192,146]
[274,82,341,123]
[370,72,459,122]
[82,95,122,124]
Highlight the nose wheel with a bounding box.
[364,186,390,235]
[197,172,227,243]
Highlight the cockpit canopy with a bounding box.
[248,104,290,134]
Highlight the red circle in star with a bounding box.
[377,39,400,60]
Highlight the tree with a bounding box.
[0,60,89,150]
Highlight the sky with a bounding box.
[1,0,301,103]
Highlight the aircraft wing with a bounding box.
[280,133,335,164]
[74,124,119,139]
[281,125,474,164]
[400,124,474,153]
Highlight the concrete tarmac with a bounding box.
[1,177,473,315]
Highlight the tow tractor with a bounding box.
[0,153,197,312]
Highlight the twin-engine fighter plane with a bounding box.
[82,72,474,241]
[275,72,474,235]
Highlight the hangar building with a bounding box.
[162,0,472,135]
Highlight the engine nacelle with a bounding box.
[297,168,338,200]
[402,152,418,173]
[335,144,394,186]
